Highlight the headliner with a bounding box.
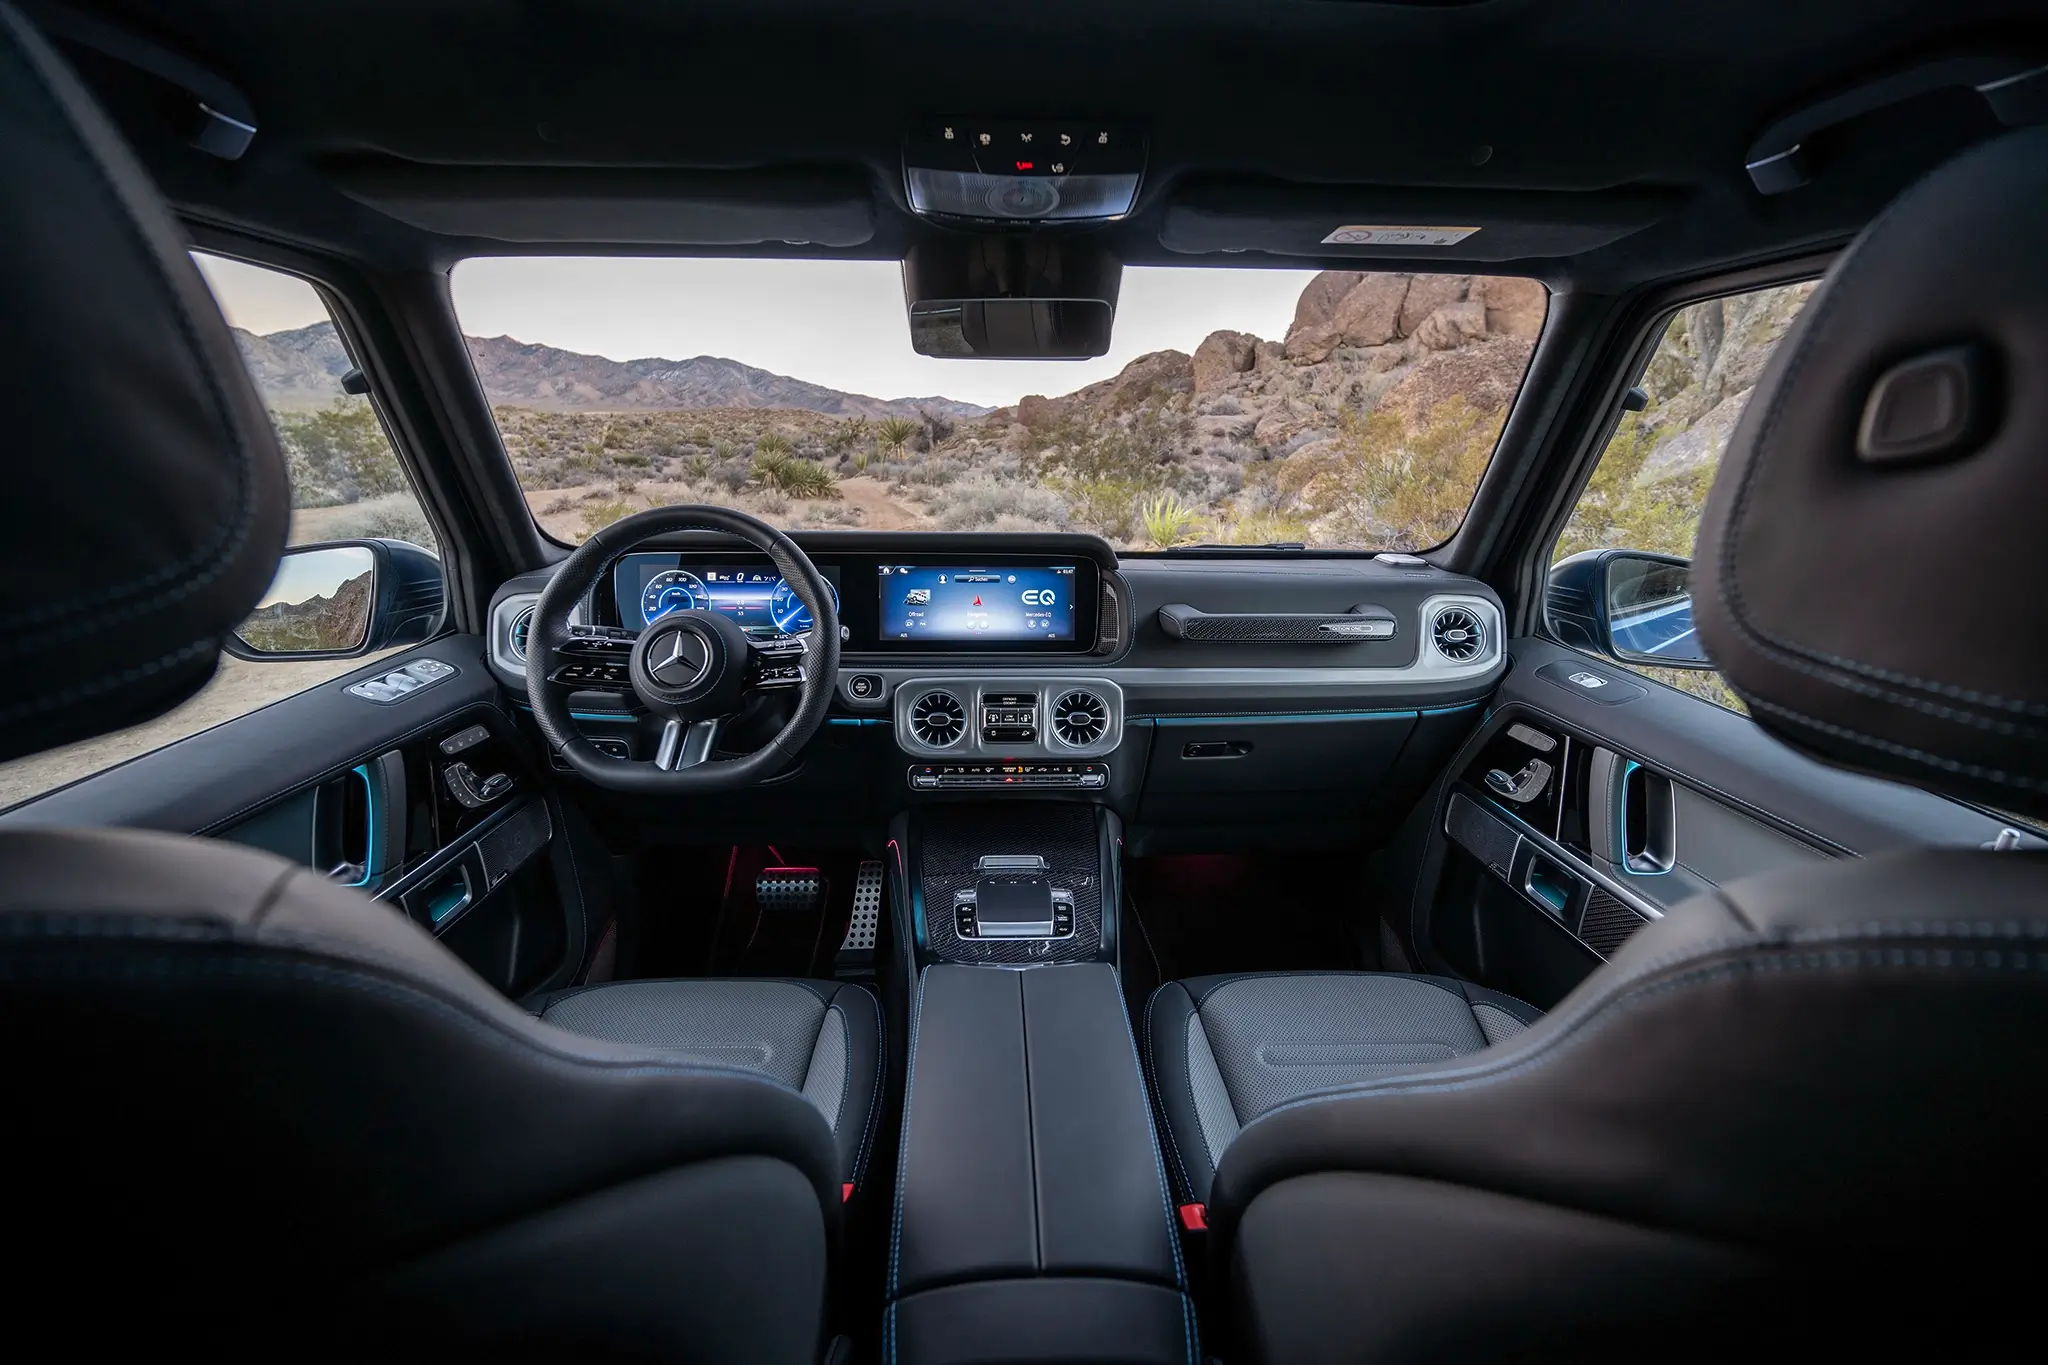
[27,0,2048,293]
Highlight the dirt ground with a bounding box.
[522,476,935,542]
[0,650,400,810]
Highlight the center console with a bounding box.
[887,963,1194,1365]
[889,804,1118,966]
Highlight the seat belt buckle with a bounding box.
[1178,1202,1208,1232]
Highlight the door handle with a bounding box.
[1183,740,1252,759]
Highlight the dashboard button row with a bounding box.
[908,762,1108,791]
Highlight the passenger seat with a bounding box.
[1145,972,1540,1204]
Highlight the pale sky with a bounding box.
[197,252,1316,408]
[258,544,374,608]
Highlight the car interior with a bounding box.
[4,2,2047,1361]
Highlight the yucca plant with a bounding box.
[768,459,840,500]
[876,415,920,461]
[1139,492,1202,548]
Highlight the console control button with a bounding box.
[908,761,1108,790]
[847,673,883,701]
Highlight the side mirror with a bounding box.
[226,538,445,661]
[1546,549,1712,669]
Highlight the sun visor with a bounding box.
[327,163,875,247]
[1159,181,1684,263]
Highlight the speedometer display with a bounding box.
[640,569,707,624]
[769,577,838,634]
[617,556,841,636]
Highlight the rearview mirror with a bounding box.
[1546,549,1712,669]
[903,235,1120,359]
[227,538,445,661]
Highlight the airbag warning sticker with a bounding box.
[1321,224,1481,247]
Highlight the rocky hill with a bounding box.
[233,321,988,421]
[238,570,372,653]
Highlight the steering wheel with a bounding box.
[527,505,840,793]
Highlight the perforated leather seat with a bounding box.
[1145,972,1540,1204]
[1140,124,2048,1362]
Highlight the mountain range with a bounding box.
[232,321,990,421]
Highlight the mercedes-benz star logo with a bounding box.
[649,627,711,687]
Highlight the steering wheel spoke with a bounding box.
[654,717,723,770]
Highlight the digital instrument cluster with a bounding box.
[614,555,841,635]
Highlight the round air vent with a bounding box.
[1050,689,1109,748]
[1430,606,1486,662]
[908,690,967,748]
[509,606,535,661]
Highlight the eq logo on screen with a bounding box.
[1020,588,1059,606]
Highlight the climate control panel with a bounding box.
[893,676,1124,760]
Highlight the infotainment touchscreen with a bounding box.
[878,565,1077,642]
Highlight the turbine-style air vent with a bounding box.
[909,690,967,748]
[1430,606,1486,662]
[510,607,535,661]
[1050,689,1109,748]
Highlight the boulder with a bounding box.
[1286,272,1413,360]
[1414,300,1489,352]
[1398,274,1471,338]
[1474,276,1548,338]
[1016,394,1065,430]
[1287,271,1367,335]
[1254,339,1287,371]
[1104,349,1194,409]
[1192,329,1260,393]
[1381,335,1538,423]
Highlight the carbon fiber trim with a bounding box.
[915,804,1103,964]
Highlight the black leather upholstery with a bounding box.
[890,964,1195,1365]
[530,977,884,1190]
[0,827,849,1359]
[1146,973,1540,1205]
[0,15,876,1358]
[1694,124,2048,819]
[1152,126,2048,1360]
[0,5,288,764]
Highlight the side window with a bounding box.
[0,254,442,809]
[1554,280,1817,709]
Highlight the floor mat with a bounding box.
[1124,852,1372,1002]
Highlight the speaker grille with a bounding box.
[1578,889,1650,957]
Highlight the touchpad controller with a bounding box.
[954,854,1076,939]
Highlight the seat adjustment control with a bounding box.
[444,761,512,808]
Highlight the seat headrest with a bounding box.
[1694,124,2048,819]
[0,6,289,766]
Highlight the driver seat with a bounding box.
[0,11,876,1360]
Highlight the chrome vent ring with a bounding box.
[909,690,967,748]
[509,606,535,661]
[1050,689,1109,748]
[1430,606,1486,661]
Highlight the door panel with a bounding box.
[0,633,589,996]
[1403,638,2039,1008]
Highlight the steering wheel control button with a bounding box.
[847,673,883,701]
[347,658,458,703]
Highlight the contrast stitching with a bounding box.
[1241,928,2048,1128]
[0,946,801,1089]
[0,35,260,636]
[1142,984,1198,1199]
[887,965,928,1299]
[850,985,885,1186]
[1108,969,1199,1365]
[1746,694,2048,794]
[1713,179,2048,717]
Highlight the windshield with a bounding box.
[436,260,1543,550]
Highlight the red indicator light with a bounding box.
[1015,161,1034,170]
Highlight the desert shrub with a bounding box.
[1062,477,1145,541]
[1222,511,1313,546]
[581,497,637,537]
[1139,492,1203,547]
[1204,395,1243,416]
[919,408,955,448]
[768,459,839,499]
[754,432,795,459]
[275,399,406,507]
[805,501,866,526]
[1285,396,1499,549]
[751,489,790,516]
[853,447,874,473]
[314,494,440,554]
[683,451,713,480]
[935,477,1070,532]
[614,451,651,468]
[709,458,751,492]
